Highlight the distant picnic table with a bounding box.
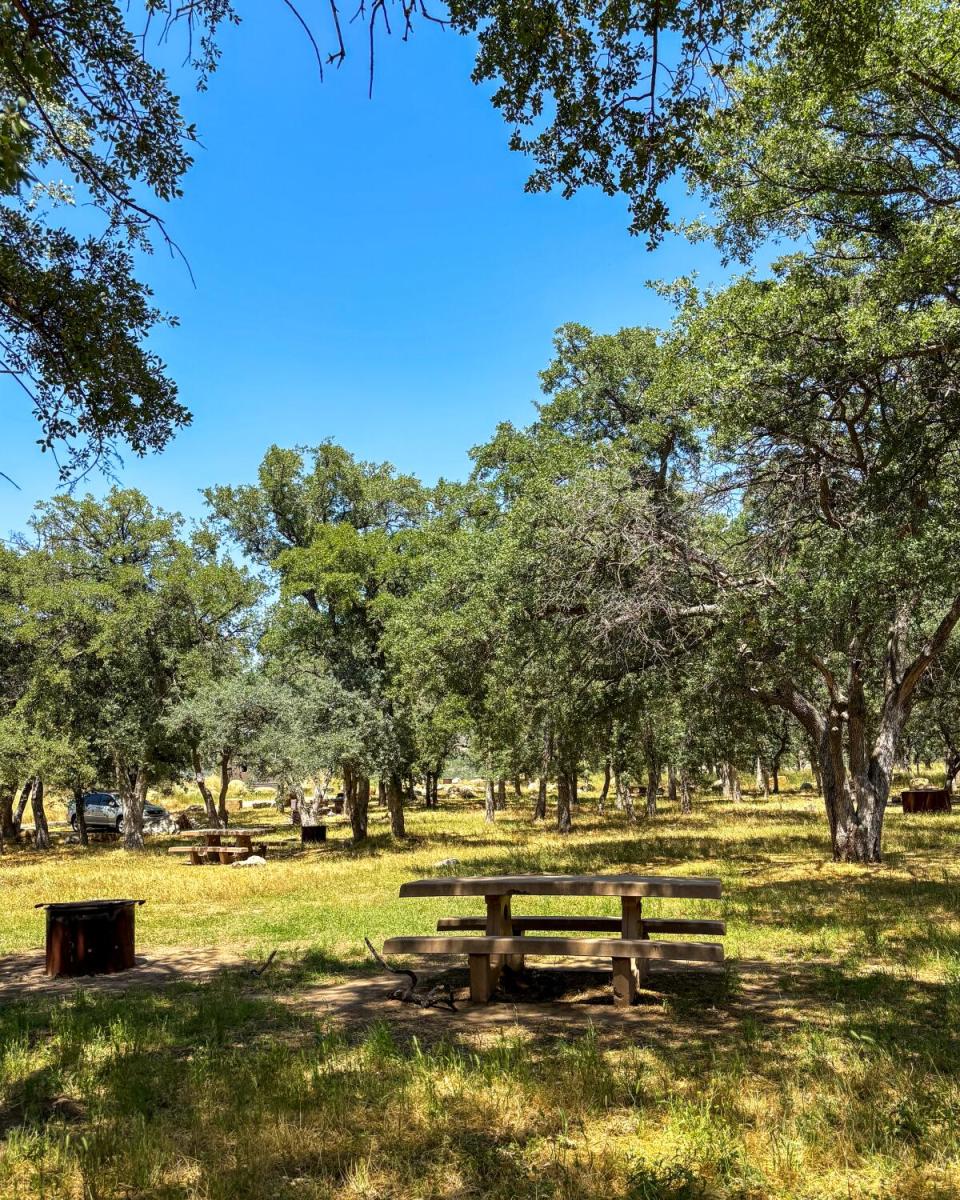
[168,826,273,865]
[383,873,725,1007]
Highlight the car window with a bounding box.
[84,794,115,808]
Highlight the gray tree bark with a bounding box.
[192,748,222,829]
[72,784,89,847]
[348,774,370,841]
[598,760,611,812]
[386,772,406,837]
[679,773,693,814]
[556,771,573,833]
[0,789,15,849]
[485,778,496,823]
[533,777,547,820]
[13,778,32,836]
[31,777,50,850]
[116,761,147,850]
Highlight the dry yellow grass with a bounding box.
[1,781,959,1199]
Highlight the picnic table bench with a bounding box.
[383,873,724,1007]
[167,827,271,865]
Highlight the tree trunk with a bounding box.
[806,740,824,795]
[645,767,659,817]
[13,777,32,837]
[73,785,89,847]
[755,756,770,797]
[0,789,14,849]
[945,746,960,793]
[343,763,355,813]
[348,774,370,842]
[615,771,634,819]
[115,760,147,850]
[485,778,496,823]
[434,764,444,807]
[513,776,523,799]
[679,773,693,814]
[378,777,387,807]
[300,775,328,825]
[815,712,891,864]
[289,782,306,823]
[667,763,678,803]
[771,756,781,794]
[495,778,507,811]
[556,772,573,833]
[217,749,232,826]
[535,727,551,820]
[721,762,741,802]
[31,777,51,850]
[598,760,611,812]
[643,726,660,816]
[386,772,405,837]
[192,748,222,829]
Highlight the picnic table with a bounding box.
[383,873,724,1007]
[168,826,273,865]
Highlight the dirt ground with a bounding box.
[0,947,845,1049]
[0,946,250,997]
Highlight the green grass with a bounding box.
[1,781,959,1198]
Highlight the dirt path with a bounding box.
[1,948,920,1055]
[0,946,249,997]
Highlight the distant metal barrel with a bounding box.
[37,899,145,977]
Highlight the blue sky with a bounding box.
[1,7,735,536]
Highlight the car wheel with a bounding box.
[71,816,78,831]
[116,815,123,834]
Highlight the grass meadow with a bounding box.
[0,773,958,1199]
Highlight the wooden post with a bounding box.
[485,893,512,985]
[469,954,492,1002]
[614,895,647,1007]
[507,926,525,972]
[612,956,636,1007]
[236,833,253,851]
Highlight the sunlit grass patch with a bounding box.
[2,787,960,1196]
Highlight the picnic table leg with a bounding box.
[504,898,525,971]
[205,833,222,848]
[613,896,646,1007]
[485,894,512,986]
[236,833,253,851]
[469,954,492,1002]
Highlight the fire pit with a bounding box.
[36,899,145,977]
[900,789,952,814]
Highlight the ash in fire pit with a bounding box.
[36,899,145,978]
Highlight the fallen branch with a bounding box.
[364,937,456,1010]
[249,949,278,978]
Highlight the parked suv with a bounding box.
[67,792,170,833]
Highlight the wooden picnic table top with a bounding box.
[172,827,274,838]
[398,873,722,900]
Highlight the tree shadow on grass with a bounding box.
[2,952,958,1200]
